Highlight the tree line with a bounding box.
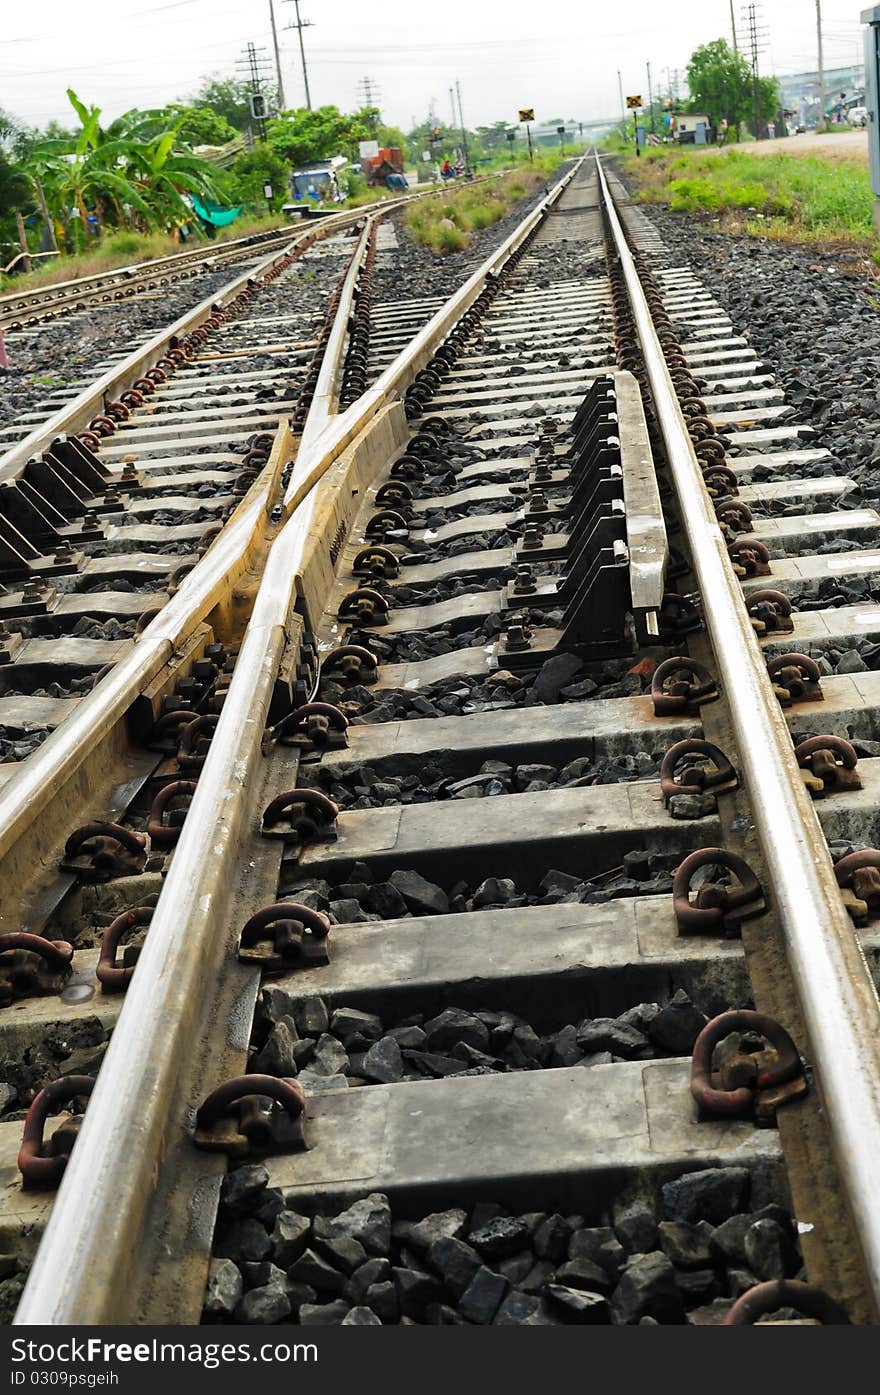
[0,75,563,273]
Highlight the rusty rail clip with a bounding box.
[660,739,739,807]
[767,653,824,706]
[715,499,753,536]
[18,1075,95,1190]
[673,848,765,936]
[728,538,771,578]
[147,708,200,754]
[147,780,197,849]
[834,849,880,922]
[60,823,147,882]
[266,702,349,756]
[193,1075,307,1157]
[261,789,339,849]
[338,587,390,625]
[690,1009,807,1125]
[365,509,409,539]
[238,902,331,972]
[97,906,153,993]
[725,1280,849,1325]
[176,714,219,772]
[321,645,379,685]
[795,735,861,797]
[0,934,73,1007]
[651,657,719,716]
[744,588,794,635]
[375,480,413,507]
[658,593,702,640]
[352,545,400,578]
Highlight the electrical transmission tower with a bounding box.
[236,42,273,141]
[740,2,771,138]
[357,76,381,133]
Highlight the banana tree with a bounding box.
[23,90,229,248]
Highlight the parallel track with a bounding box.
[0,154,878,1327]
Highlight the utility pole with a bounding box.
[284,0,312,110]
[730,0,738,51]
[455,80,471,174]
[816,0,826,133]
[647,61,657,133]
[617,69,627,137]
[268,0,286,109]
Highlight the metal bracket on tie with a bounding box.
[194,1075,307,1158]
[365,509,409,541]
[660,739,739,813]
[176,713,219,771]
[725,1281,849,1326]
[0,934,74,1007]
[322,644,379,686]
[260,789,339,850]
[673,848,765,936]
[238,903,331,972]
[147,780,197,849]
[60,823,147,882]
[266,702,349,756]
[97,907,153,993]
[767,652,824,706]
[651,656,719,716]
[352,545,401,579]
[18,1076,95,1190]
[728,538,771,578]
[744,588,794,636]
[690,1009,807,1126]
[338,587,390,626]
[834,849,880,922]
[795,735,861,798]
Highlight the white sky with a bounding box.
[0,0,870,131]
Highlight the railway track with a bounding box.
[0,219,344,334]
[0,151,878,1328]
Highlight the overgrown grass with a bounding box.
[622,146,874,246]
[1,214,289,293]
[403,168,551,254]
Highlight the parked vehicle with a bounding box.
[849,106,868,127]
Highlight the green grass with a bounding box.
[1,214,289,293]
[403,168,551,254]
[623,146,874,245]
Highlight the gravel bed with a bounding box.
[203,1167,801,1325]
[370,171,569,311]
[305,750,661,811]
[281,856,676,912]
[249,989,713,1093]
[0,243,351,438]
[319,651,661,722]
[622,195,880,515]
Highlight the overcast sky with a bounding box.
[0,0,870,132]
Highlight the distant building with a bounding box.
[777,64,865,126]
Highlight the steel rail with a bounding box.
[14,157,583,1324]
[0,184,449,482]
[596,152,880,1314]
[0,225,298,318]
[0,181,494,329]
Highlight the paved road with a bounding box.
[725,130,867,162]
